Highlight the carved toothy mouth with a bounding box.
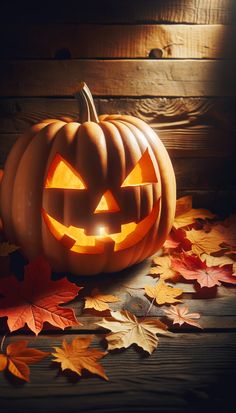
[42,199,160,254]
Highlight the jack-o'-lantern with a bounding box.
[0,83,176,275]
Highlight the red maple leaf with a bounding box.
[0,257,82,334]
[171,252,236,288]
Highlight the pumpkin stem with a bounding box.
[75,82,99,123]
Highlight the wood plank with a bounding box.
[0,60,236,97]
[1,24,236,59]
[178,190,236,214]
[0,333,236,413]
[1,0,234,24]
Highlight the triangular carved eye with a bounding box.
[94,190,120,214]
[45,154,86,189]
[121,149,158,187]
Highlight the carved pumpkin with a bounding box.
[0,83,176,275]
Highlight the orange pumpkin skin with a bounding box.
[0,85,176,275]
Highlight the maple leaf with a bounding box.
[175,195,192,217]
[174,196,215,229]
[210,217,236,249]
[0,340,49,382]
[0,256,82,335]
[185,228,223,255]
[0,242,19,257]
[201,253,235,268]
[163,234,180,251]
[97,310,170,354]
[145,280,183,305]
[52,336,108,380]
[163,305,202,329]
[171,253,236,288]
[84,288,120,312]
[149,255,178,280]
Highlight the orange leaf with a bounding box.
[52,336,108,380]
[0,339,49,382]
[0,256,82,334]
[84,288,120,312]
[163,305,202,329]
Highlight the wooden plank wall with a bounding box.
[0,0,236,212]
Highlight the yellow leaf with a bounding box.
[145,281,183,305]
[201,253,235,267]
[84,288,120,312]
[185,228,223,255]
[97,310,171,354]
[0,242,19,257]
[150,256,178,280]
[52,336,108,380]
[174,196,214,229]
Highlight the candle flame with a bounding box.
[98,226,106,236]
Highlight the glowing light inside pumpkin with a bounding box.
[45,154,86,189]
[121,148,158,187]
[42,199,160,254]
[98,226,106,236]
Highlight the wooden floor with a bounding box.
[0,257,236,413]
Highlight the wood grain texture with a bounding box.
[1,0,235,24]
[1,60,236,97]
[0,97,235,158]
[1,24,236,59]
[0,333,236,413]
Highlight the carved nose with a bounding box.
[94,190,120,214]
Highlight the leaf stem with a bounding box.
[0,335,7,353]
[145,298,155,317]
